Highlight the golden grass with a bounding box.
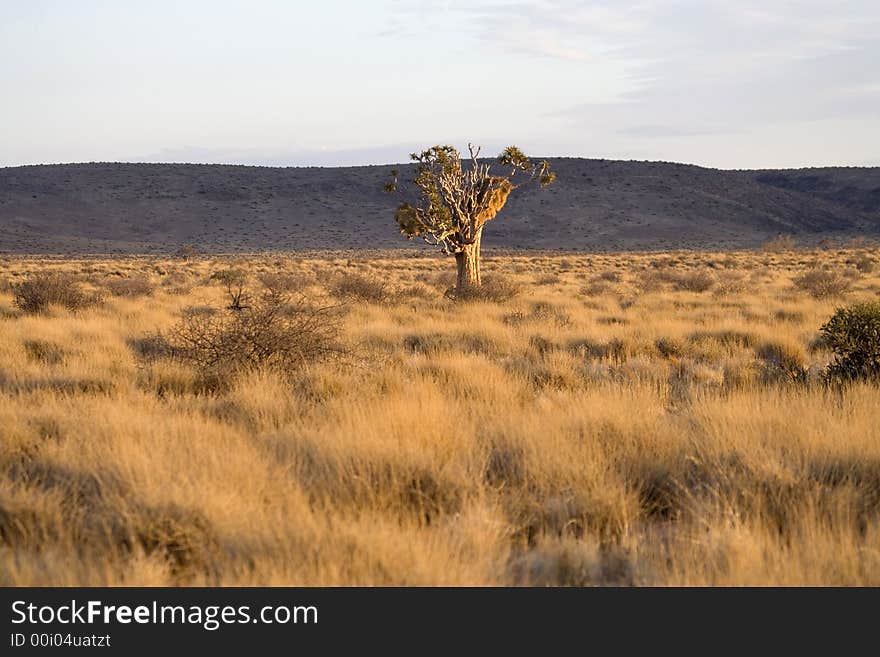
[0,248,879,586]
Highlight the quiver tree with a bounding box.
[385,144,555,292]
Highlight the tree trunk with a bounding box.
[455,229,482,291]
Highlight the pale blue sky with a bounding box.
[2,0,878,168]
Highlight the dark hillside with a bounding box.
[1,159,877,253]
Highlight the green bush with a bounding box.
[819,301,880,383]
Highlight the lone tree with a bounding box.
[385,144,556,292]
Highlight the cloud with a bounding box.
[7,2,876,168]
[461,2,647,61]
[432,1,880,137]
[617,124,736,138]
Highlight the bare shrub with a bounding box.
[793,268,852,299]
[106,275,154,298]
[330,273,389,303]
[634,272,662,294]
[166,289,344,384]
[671,270,715,292]
[210,268,250,310]
[13,273,101,314]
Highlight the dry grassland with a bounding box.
[0,248,878,585]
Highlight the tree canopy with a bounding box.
[385,144,555,256]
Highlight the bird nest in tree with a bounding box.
[475,178,512,225]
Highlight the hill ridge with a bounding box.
[2,159,878,254]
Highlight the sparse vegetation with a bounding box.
[210,268,250,310]
[166,289,343,385]
[712,272,749,298]
[106,275,155,298]
[1,248,879,586]
[636,267,715,293]
[850,252,875,274]
[793,267,853,299]
[446,277,521,303]
[12,273,100,314]
[671,270,715,292]
[330,272,389,304]
[756,339,808,384]
[762,233,796,252]
[176,244,200,260]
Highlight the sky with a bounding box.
[1,0,878,169]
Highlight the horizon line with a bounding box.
[3,157,879,172]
